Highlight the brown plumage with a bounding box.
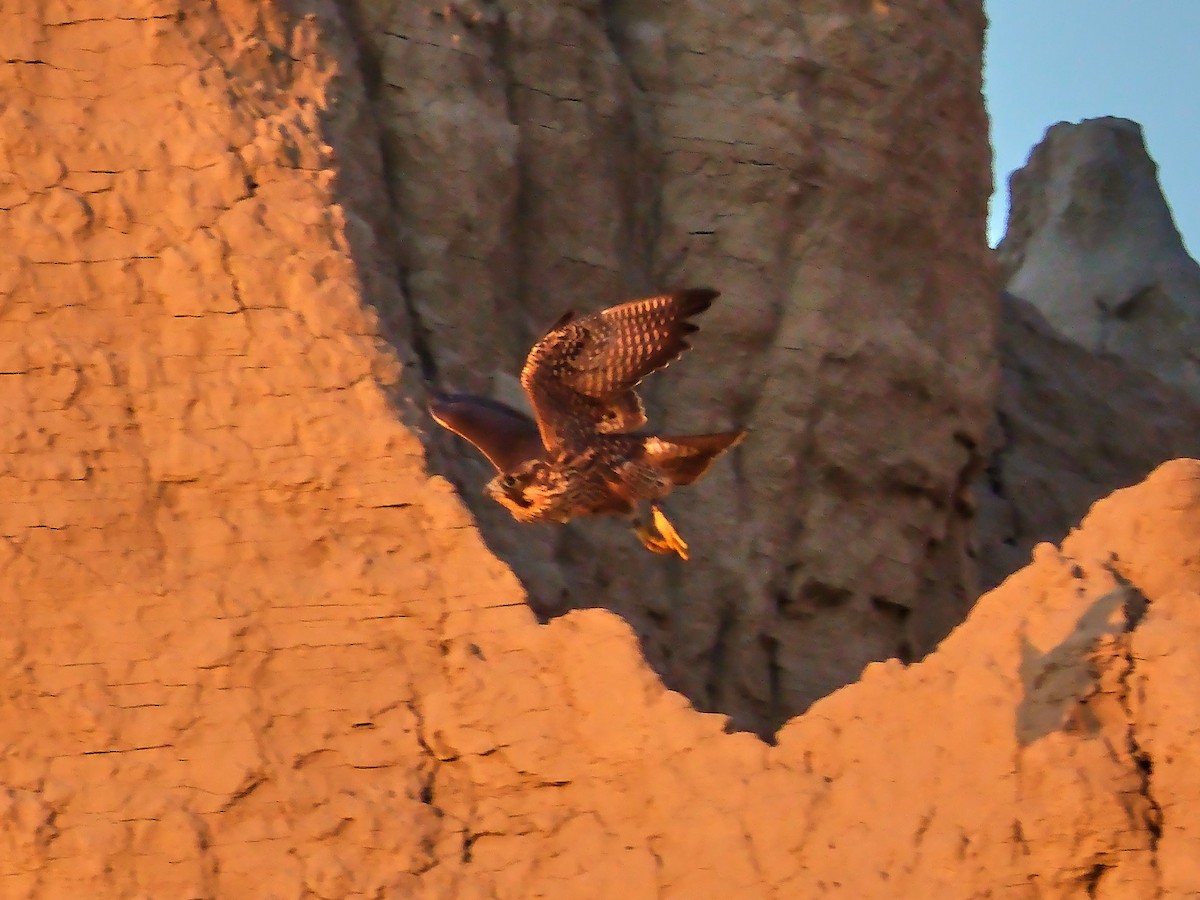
[430,288,743,558]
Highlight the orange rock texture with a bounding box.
[3,2,1197,899]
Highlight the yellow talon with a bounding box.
[633,519,670,554]
[652,506,689,559]
[634,506,689,560]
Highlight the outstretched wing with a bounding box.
[429,393,546,472]
[521,288,718,451]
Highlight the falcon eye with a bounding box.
[501,474,517,489]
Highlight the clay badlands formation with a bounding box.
[1,2,1198,897]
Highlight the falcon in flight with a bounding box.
[429,288,744,559]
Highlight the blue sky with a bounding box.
[984,2,1200,256]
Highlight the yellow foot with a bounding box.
[633,506,689,560]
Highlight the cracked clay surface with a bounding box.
[1,2,1198,898]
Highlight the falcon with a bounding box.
[429,288,744,559]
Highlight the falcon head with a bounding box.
[484,459,565,523]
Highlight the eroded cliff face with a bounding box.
[977,293,1200,589]
[358,0,997,733]
[1,3,1199,898]
[981,118,1200,590]
[3,108,1198,893]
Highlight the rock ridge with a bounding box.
[5,4,1199,898]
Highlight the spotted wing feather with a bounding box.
[521,288,718,450]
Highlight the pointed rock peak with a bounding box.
[998,117,1200,398]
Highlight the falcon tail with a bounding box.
[642,430,745,486]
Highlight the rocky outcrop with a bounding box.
[3,4,1200,898]
[976,293,1200,588]
[982,118,1200,590]
[4,140,1199,897]
[367,0,997,733]
[998,117,1200,397]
